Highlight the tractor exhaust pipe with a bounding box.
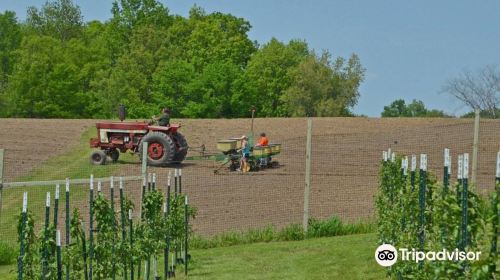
[118,105,126,121]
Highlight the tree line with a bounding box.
[0,0,365,119]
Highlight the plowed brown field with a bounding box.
[1,117,499,236]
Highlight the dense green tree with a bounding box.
[381,99,451,117]
[152,59,195,115]
[182,61,244,118]
[0,11,22,115]
[6,36,81,117]
[283,52,365,117]
[111,0,171,30]
[26,0,83,41]
[245,38,309,117]
[1,0,366,119]
[184,7,256,71]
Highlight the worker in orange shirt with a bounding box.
[256,132,269,146]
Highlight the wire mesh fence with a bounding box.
[1,117,499,245]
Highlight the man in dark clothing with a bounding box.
[154,108,171,126]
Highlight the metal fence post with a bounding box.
[0,149,4,225]
[471,109,480,184]
[303,118,313,232]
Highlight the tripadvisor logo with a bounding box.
[375,244,481,267]
[375,244,397,267]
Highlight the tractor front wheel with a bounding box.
[90,150,107,165]
[138,132,176,166]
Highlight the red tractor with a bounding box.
[89,121,188,166]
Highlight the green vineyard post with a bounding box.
[410,155,416,192]
[56,230,62,280]
[443,149,450,194]
[174,169,179,266]
[54,185,59,240]
[110,177,116,280]
[0,149,4,226]
[179,170,182,194]
[89,175,94,280]
[401,156,408,231]
[141,176,146,221]
[174,169,178,197]
[152,173,156,191]
[184,196,188,276]
[148,173,152,192]
[65,179,70,280]
[141,142,148,181]
[42,192,51,280]
[163,174,171,279]
[18,193,27,280]
[461,153,469,250]
[491,152,500,276]
[418,154,427,268]
[129,210,134,280]
[460,153,469,273]
[457,155,463,207]
[389,150,395,204]
[119,177,128,280]
[442,149,450,244]
[81,221,88,280]
[138,176,145,280]
[163,202,168,279]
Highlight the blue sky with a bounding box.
[2,0,499,116]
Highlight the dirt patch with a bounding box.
[0,119,94,181]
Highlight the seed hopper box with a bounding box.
[217,140,237,152]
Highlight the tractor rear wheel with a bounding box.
[172,132,188,163]
[90,150,107,165]
[138,132,176,166]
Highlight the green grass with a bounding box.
[190,217,376,249]
[0,126,140,244]
[19,126,138,182]
[0,233,387,280]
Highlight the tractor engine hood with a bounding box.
[95,121,180,133]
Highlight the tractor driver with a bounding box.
[153,108,171,126]
[255,132,269,147]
